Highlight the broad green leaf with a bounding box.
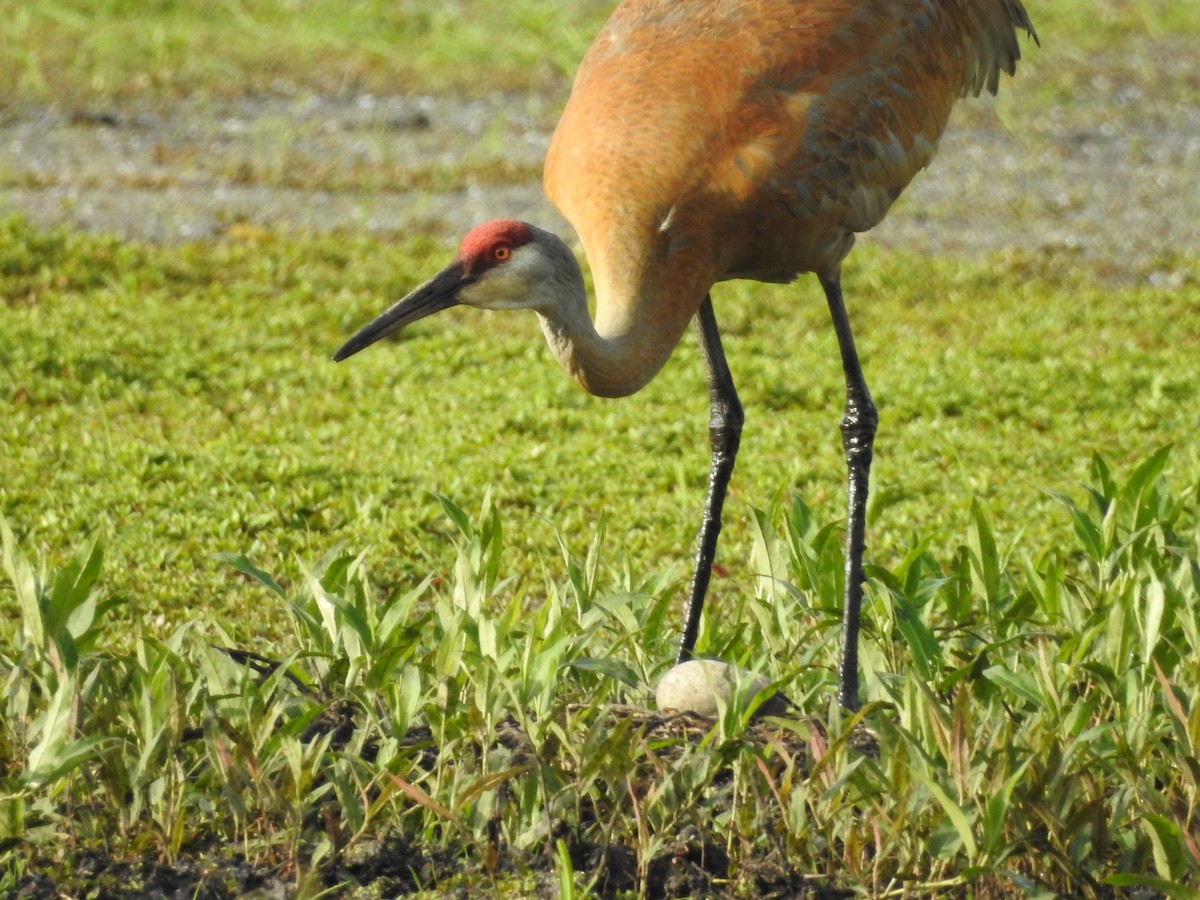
[1141,574,1165,665]
[1122,444,1172,526]
[396,664,422,733]
[455,764,535,810]
[912,767,979,861]
[568,656,640,689]
[983,761,1031,854]
[25,674,110,787]
[1089,452,1116,506]
[2,515,44,649]
[435,494,472,539]
[47,530,103,638]
[1142,813,1189,882]
[1047,491,1103,563]
[891,587,942,680]
[982,664,1044,709]
[26,735,113,789]
[216,552,288,598]
[478,615,497,660]
[967,499,1002,607]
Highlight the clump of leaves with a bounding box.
[2,451,1198,897]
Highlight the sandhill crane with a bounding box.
[335,0,1037,711]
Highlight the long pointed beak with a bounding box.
[333,263,474,362]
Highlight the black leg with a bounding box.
[819,269,877,711]
[677,294,744,664]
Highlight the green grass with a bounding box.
[2,0,1200,895]
[1,0,1196,109]
[2,215,1196,639]
[3,443,1199,895]
[0,0,611,106]
[2,214,1199,893]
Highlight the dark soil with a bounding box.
[9,700,872,899]
[10,831,845,899]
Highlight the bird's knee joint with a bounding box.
[840,403,877,469]
[840,399,877,440]
[709,402,744,442]
[710,418,743,451]
[709,427,742,461]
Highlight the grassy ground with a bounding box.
[1,0,1196,108]
[3,0,1200,896]
[0,0,612,105]
[2,219,1197,641]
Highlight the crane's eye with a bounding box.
[492,245,512,262]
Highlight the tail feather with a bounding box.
[962,0,1039,96]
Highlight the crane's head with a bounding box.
[333,218,580,362]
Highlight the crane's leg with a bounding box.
[819,270,877,711]
[677,293,744,664]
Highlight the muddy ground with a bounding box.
[2,37,1198,281]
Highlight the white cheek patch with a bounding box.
[461,250,544,311]
[462,276,519,310]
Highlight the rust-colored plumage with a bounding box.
[543,0,1034,396]
[336,0,1037,710]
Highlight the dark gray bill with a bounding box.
[333,263,474,362]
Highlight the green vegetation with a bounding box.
[3,446,1199,895]
[2,215,1199,893]
[2,0,1199,895]
[3,216,1195,638]
[0,0,611,105]
[1,0,1196,109]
